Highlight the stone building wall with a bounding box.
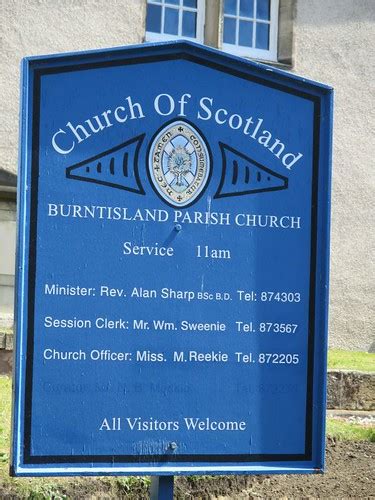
[293,0,375,351]
[0,0,373,351]
[1,0,146,176]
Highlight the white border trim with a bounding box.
[15,464,315,474]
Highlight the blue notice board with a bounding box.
[12,41,333,476]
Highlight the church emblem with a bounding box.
[65,123,287,205]
[147,120,211,208]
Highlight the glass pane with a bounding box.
[164,7,179,35]
[240,0,254,18]
[182,11,197,37]
[256,0,270,20]
[146,4,162,33]
[223,17,236,44]
[183,0,197,7]
[255,22,269,49]
[224,0,237,15]
[239,20,253,47]
[165,0,179,5]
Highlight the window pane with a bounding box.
[164,7,179,35]
[256,0,270,20]
[239,20,253,47]
[183,0,197,7]
[165,0,179,5]
[255,22,269,49]
[223,17,236,44]
[224,0,237,15]
[240,0,254,18]
[146,4,162,33]
[182,11,197,37]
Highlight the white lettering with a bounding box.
[154,93,175,116]
[197,97,213,120]
[52,129,75,154]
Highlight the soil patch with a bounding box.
[176,439,374,499]
[0,439,373,499]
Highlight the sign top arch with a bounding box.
[25,39,333,91]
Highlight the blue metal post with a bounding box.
[150,475,174,500]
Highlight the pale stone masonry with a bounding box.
[327,370,375,411]
[0,329,13,375]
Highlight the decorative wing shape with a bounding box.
[215,143,288,199]
[66,134,145,194]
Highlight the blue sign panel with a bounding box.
[12,41,333,476]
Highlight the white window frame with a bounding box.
[145,0,205,44]
[222,0,279,62]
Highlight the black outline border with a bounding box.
[22,49,321,467]
[215,142,288,198]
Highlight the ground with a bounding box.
[176,440,375,499]
[0,439,373,498]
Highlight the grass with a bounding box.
[328,349,375,372]
[0,376,11,465]
[326,419,375,442]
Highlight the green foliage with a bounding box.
[327,419,375,442]
[0,376,11,462]
[328,349,375,372]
